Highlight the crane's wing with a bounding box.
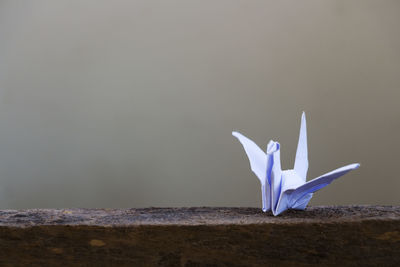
[288,163,360,207]
[294,112,308,181]
[232,131,268,185]
[233,131,271,212]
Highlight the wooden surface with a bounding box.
[1,206,400,266]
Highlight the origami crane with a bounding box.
[232,112,360,215]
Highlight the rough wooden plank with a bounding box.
[0,206,399,266]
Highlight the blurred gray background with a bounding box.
[0,1,399,209]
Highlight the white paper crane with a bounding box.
[232,112,360,215]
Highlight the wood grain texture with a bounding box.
[1,206,400,266]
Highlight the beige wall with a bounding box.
[0,1,399,208]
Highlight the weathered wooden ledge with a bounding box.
[1,206,400,266]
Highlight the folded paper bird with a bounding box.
[232,112,359,215]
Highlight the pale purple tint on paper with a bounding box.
[232,112,360,216]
